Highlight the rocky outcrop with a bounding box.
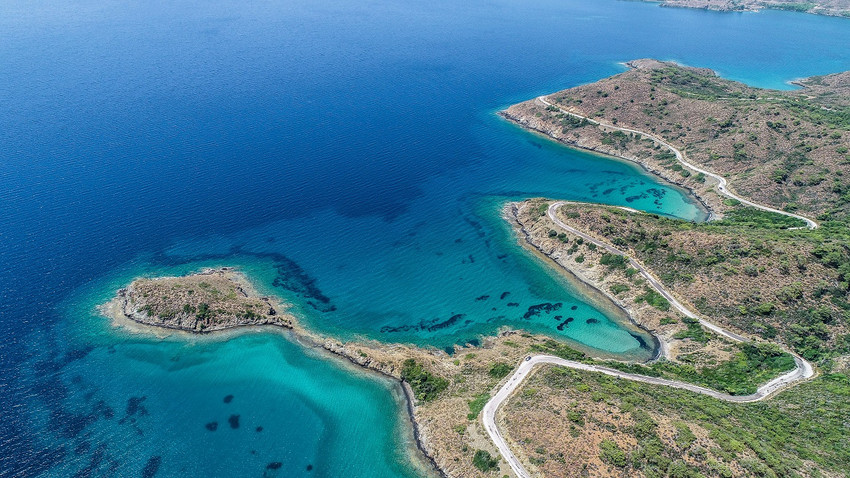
[114,268,293,333]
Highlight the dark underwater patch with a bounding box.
[50,409,98,438]
[500,292,510,300]
[586,318,599,324]
[124,396,148,418]
[380,314,465,333]
[72,443,107,478]
[522,302,562,319]
[630,332,651,350]
[228,414,240,429]
[223,394,233,404]
[150,248,337,313]
[205,422,218,431]
[141,456,162,478]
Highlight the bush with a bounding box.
[599,439,627,467]
[472,450,499,472]
[636,288,670,311]
[489,362,513,379]
[401,359,448,402]
[467,393,490,420]
[611,283,631,295]
[600,253,628,269]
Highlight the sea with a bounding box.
[1,0,849,476]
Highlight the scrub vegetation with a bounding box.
[503,59,850,222]
[551,202,850,363]
[504,364,850,477]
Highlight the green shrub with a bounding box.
[611,283,631,295]
[599,439,627,467]
[600,253,628,269]
[472,450,499,472]
[489,362,513,379]
[636,288,670,311]
[467,393,489,420]
[401,359,448,402]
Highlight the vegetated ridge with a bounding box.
[502,59,850,223]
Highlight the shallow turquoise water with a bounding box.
[2,0,850,475]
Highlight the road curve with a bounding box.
[482,200,815,478]
[546,201,746,342]
[535,96,818,230]
[483,352,814,478]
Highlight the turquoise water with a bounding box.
[3,0,850,475]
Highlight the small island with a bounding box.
[105,268,293,333]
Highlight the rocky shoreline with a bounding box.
[497,106,720,220]
[649,0,850,19]
[505,202,674,359]
[109,268,293,333]
[103,267,449,477]
[104,268,562,477]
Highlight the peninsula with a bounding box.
[502,59,850,221]
[488,60,850,477]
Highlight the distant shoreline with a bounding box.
[647,0,850,20]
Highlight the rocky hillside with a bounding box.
[540,200,850,361]
[502,59,850,221]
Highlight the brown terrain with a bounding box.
[502,59,850,221]
[497,199,850,477]
[512,199,850,362]
[500,363,846,478]
[107,268,293,332]
[649,0,850,18]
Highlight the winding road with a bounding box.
[535,96,818,230]
[482,95,824,476]
[483,350,814,478]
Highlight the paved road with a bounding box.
[546,201,746,342]
[482,200,816,478]
[536,96,818,230]
[484,352,814,478]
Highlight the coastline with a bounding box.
[650,0,850,19]
[497,109,718,222]
[503,203,663,362]
[504,202,668,361]
[103,265,652,477]
[101,269,447,478]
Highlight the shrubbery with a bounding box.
[401,359,448,402]
[472,450,499,472]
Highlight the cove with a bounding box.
[3,0,850,476]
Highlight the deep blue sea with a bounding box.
[2,0,849,476]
